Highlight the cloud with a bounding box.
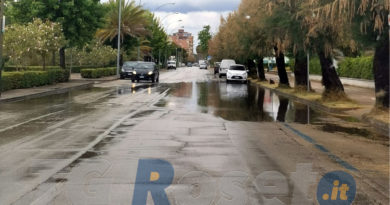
[101,0,240,13]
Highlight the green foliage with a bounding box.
[1,70,69,91]
[67,41,117,68]
[198,25,212,55]
[338,56,374,80]
[8,0,105,48]
[309,57,322,75]
[4,66,61,72]
[4,19,65,68]
[80,68,116,78]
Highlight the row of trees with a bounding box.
[4,0,182,69]
[209,0,389,109]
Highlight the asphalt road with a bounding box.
[0,67,388,205]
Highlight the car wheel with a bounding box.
[120,76,125,79]
[226,79,230,83]
[152,76,156,83]
[219,74,222,78]
[131,79,135,83]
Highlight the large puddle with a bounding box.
[156,82,388,140]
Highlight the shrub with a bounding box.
[80,67,116,78]
[338,56,374,80]
[4,65,61,72]
[1,69,69,91]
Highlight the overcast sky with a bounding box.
[101,0,241,53]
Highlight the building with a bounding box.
[169,29,194,57]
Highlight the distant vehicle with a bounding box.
[199,60,207,69]
[120,61,141,79]
[131,62,159,83]
[226,64,248,83]
[219,59,236,78]
[187,63,192,67]
[214,62,221,75]
[167,61,176,70]
[193,63,199,67]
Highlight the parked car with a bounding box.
[226,64,248,83]
[120,61,141,79]
[199,60,207,69]
[131,62,159,83]
[193,63,199,67]
[187,63,192,67]
[167,60,176,70]
[214,62,221,75]
[219,59,236,78]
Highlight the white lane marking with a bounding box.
[0,110,65,133]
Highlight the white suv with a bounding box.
[167,61,176,70]
[219,59,236,78]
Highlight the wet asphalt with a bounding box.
[0,67,388,204]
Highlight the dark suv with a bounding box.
[131,62,160,83]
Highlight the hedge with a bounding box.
[80,67,116,79]
[1,69,70,91]
[4,66,61,72]
[338,56,373,80]
[4,65,110,73]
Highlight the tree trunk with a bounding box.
[42,54,46,70]
[373,37,389,108]
[318,51,345,99]
[274,47,290,87]
[52,51,56,66]
[60,47,66,69]
[294,50,311,91]
[257,57,266,81]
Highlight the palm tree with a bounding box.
[96,0,148,51]
[314,0,389,107]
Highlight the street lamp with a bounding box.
[160,12,179,24]
[154,2,175,11]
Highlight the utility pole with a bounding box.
[0,0,5,97]
[116,0,122,78]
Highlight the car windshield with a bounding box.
[123,62,138,67]
[135,64,154,70]
[229,66,245,71]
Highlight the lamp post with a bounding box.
[116,0,122,78]
[154,2,175,11]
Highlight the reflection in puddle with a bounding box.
[157,82,385,139]
[160,82,316,124]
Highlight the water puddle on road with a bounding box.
[156,82,387,140]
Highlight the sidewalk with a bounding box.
[0,74,117,103]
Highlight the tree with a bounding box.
[8,0,105,68]
[315,0,389,107]
[97,0,148,65]
[4,19,65,69]
[198,25,212,58]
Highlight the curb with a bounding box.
[0,82,94,104]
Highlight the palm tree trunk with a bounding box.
[60,47,66,69]
[294,50,311,90]
[274,47,290,87]
[373,36,389,108]
[318,51,345,99]
[257,56,266,81]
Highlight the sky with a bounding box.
[101,0,241,53]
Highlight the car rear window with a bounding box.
[229,66,245,71]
